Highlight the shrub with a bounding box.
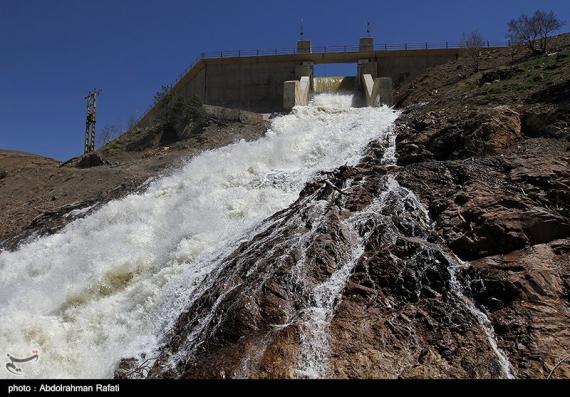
[461,31,485,72]
[157,94,208,144]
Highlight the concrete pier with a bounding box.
[359,37,374,52]
[362,74,394,107]
[283,76,310,109]
[283,80,300,110]
[297,40,312,54]
[377,77,394,106]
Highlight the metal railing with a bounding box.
[199,40,510,59]
[130,40,511,129]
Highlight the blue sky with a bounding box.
[1,0,568,160]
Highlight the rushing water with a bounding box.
[0,94,398,378]
[290,118,515,378]
[313,77,356,94]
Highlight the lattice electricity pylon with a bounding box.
[84,89,102,154]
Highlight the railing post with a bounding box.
[445,41,448,49]
[405,43,407,50]
[257,49,259,56]
[220,51,223,57]
[487,41,490,48]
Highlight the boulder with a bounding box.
[479,66,520,85]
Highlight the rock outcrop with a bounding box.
[117,40,570,379]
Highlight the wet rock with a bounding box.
[464,240,570,378]
[396,105,522,164]
[136,164,516,379]
[397,153,570,260]
[396,143,434,166]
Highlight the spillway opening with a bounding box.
[313,64,357,95]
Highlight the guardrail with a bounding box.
[199,41,510,59]
[129,40,511,130]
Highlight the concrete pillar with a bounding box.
[357,37,376,93]
[377,77,394,107]
[361,74,393,107]
[283,76,311,110]
[356,59,378,92]
[295,61,314,88]
[359,37,374,52]
[295,62,313,78]
[283,80,300,110]
[299,76,310,106]
[357,60,378,78]
[297,40,312,54]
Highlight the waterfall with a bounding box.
[290,122,515,378]
[313,77,356,94]
[0,94,398,379]
[0,92,513,379]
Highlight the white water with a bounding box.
[294,183,397,378]
[445,255,515,379]
[0,94,397,378]
[293,124,401,378]
[291,120,514,379]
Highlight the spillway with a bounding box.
[0,94,398,378]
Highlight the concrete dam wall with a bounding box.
[136,37,468,128]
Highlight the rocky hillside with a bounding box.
[0,116,268,250]
[115,38,569,379]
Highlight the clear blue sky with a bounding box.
[1,0,568,160]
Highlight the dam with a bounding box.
[135,36,499,128]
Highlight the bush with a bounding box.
[157,94,208,144]
[461,31,485,72]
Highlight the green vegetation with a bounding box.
[462,46,570,102]
[100,86,210,156]
[156,94,208,144]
